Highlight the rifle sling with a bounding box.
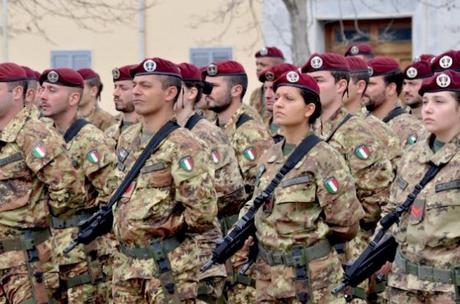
[184,113,204,130]
[64,118,90,143]
[382,106,405,123]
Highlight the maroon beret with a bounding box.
[404,61,433,80]
[301,52,349,73]
[77,68,100,80]
[177,62,202,82]
[0,63,27,82]
[431,50,460,73]
[39,68,84,88]
[258,63,298,83]
[130,57,182,79]
[202,60,246,78]
[33,70,41,81]
[367,56,401,77]
[419,70,460,96]
[415,54,435,63]
[112,64,136,82]
[21,66,37,81]
[345,56,369,74]
[344,43,374,57]
[273,70,320,97]
[255,47,284,59]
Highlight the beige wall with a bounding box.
[2,0,263,114]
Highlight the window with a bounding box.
[189,47,232,67]
[51,50,92,69]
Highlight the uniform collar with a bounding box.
[266,140,284,164]
[0,107,31,143]
[417,133,460,165]
[315,106,349,139]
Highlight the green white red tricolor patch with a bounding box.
[179,156,193,172]
[324,177,339,194]
[354,144,369,160]
[243,147,256,161]
[211,150,220,164]
[32,145,46,158]
[86,150,100,164]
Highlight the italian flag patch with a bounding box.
[32,144,46,158]
[86,150,100,164]
[354,144,369,160]
[324,177,339,194]
[406,134,417,145]
[211,149,221,164]
[179,156,193,172]
[243,147,256,161]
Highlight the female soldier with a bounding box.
[386,69,460,303]
[246,70,363,303]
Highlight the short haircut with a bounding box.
[158,75,182,102]
[86,77,104,100]
[184,80,203,104]
[226,74,248,99]
[383,71,404,95]
[350,71,370,96]
[331,70,350,98]
[27,79,38,90]
[451,91,460,104]
[7,80,27,99]
[299,87,322,124]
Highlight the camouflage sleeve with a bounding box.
[171,138,218,233]
[316,145,363,242]
[234,121,273,193]
[81,137,118,204]
[22,124,85,215]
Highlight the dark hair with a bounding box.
[7,80,27,99]
[158,75,182,102]
[299,87,322,124]
[331,70,350,98]
[86,77,104,100]
[184,81,203,104]
[451,91,460,104]
[27,79,38,90]
[226,74,248,98]
[350,71,370,96]
[383,71,404,95]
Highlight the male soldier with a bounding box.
[344,56,401,165]
[402,60,433,120]
[112,57,218,303]
[105,64,138,147]
[77,68,116,131]
[175,62,246,302]
[258,63,298,142]
[365,56,427,148]
[344,43,375,60]
[302,53,394,302]
[248,47,285,115]
[39,68,118,303]
[21,66,42,119]
[431,49,460,73]
[0,62,84,304]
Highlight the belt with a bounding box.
[120,236,183,260]
[0,229,50,254]
[50,207,98,229]
[258,239,332,267]
[395,248,460,285]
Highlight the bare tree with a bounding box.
[281,0,309,65]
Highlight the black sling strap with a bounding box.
[0,141,6,152]
[184,113,204,131]
[382,106,405,123]
[325,113,353,143]
[64,119,90,143]
[236,113,253,129]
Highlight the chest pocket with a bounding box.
[0,152,29,180]
[276,174,316,204]
[136,161,173,189]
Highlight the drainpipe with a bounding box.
[2,0,8,61]
[138,0,145,60]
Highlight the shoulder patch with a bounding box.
[243,147,256,161]
[211,149,221,164]
[86,150,100,164]
[354,144,370,160]
[32,143,46,159]
[324,176,339,194]
[406,134,417,145]
[179,156,194,172]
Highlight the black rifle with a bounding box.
[200,134,320,272]
[63,121,180,255]
[333,162,444,298]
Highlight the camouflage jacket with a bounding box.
[219,104,273,196]
[113,123,217,280]
[104,117,139,150]
[314,106,394,224]
[186,114,245,216]
[79,104,116,131]
[248,85,264,114]
[0,107,84,269]
[387,133,460,293]
[52,122,118,265]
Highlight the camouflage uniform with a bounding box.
[112,123,218,303]
[104,117,139,149]
[51,122,118,303]
[79,105,116,131]
[218,104,273,303]
[248,86,264,115]
[184,114,246,301]
[248,134,363,303]
[385,133,460,303]
[0,107,84,304]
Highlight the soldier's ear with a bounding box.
[68,90,81,106]
[304,102,316,120]
[165,85,179,103]
[230,84,243,98]
[89,85,98,98]
[11,85,24,101]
